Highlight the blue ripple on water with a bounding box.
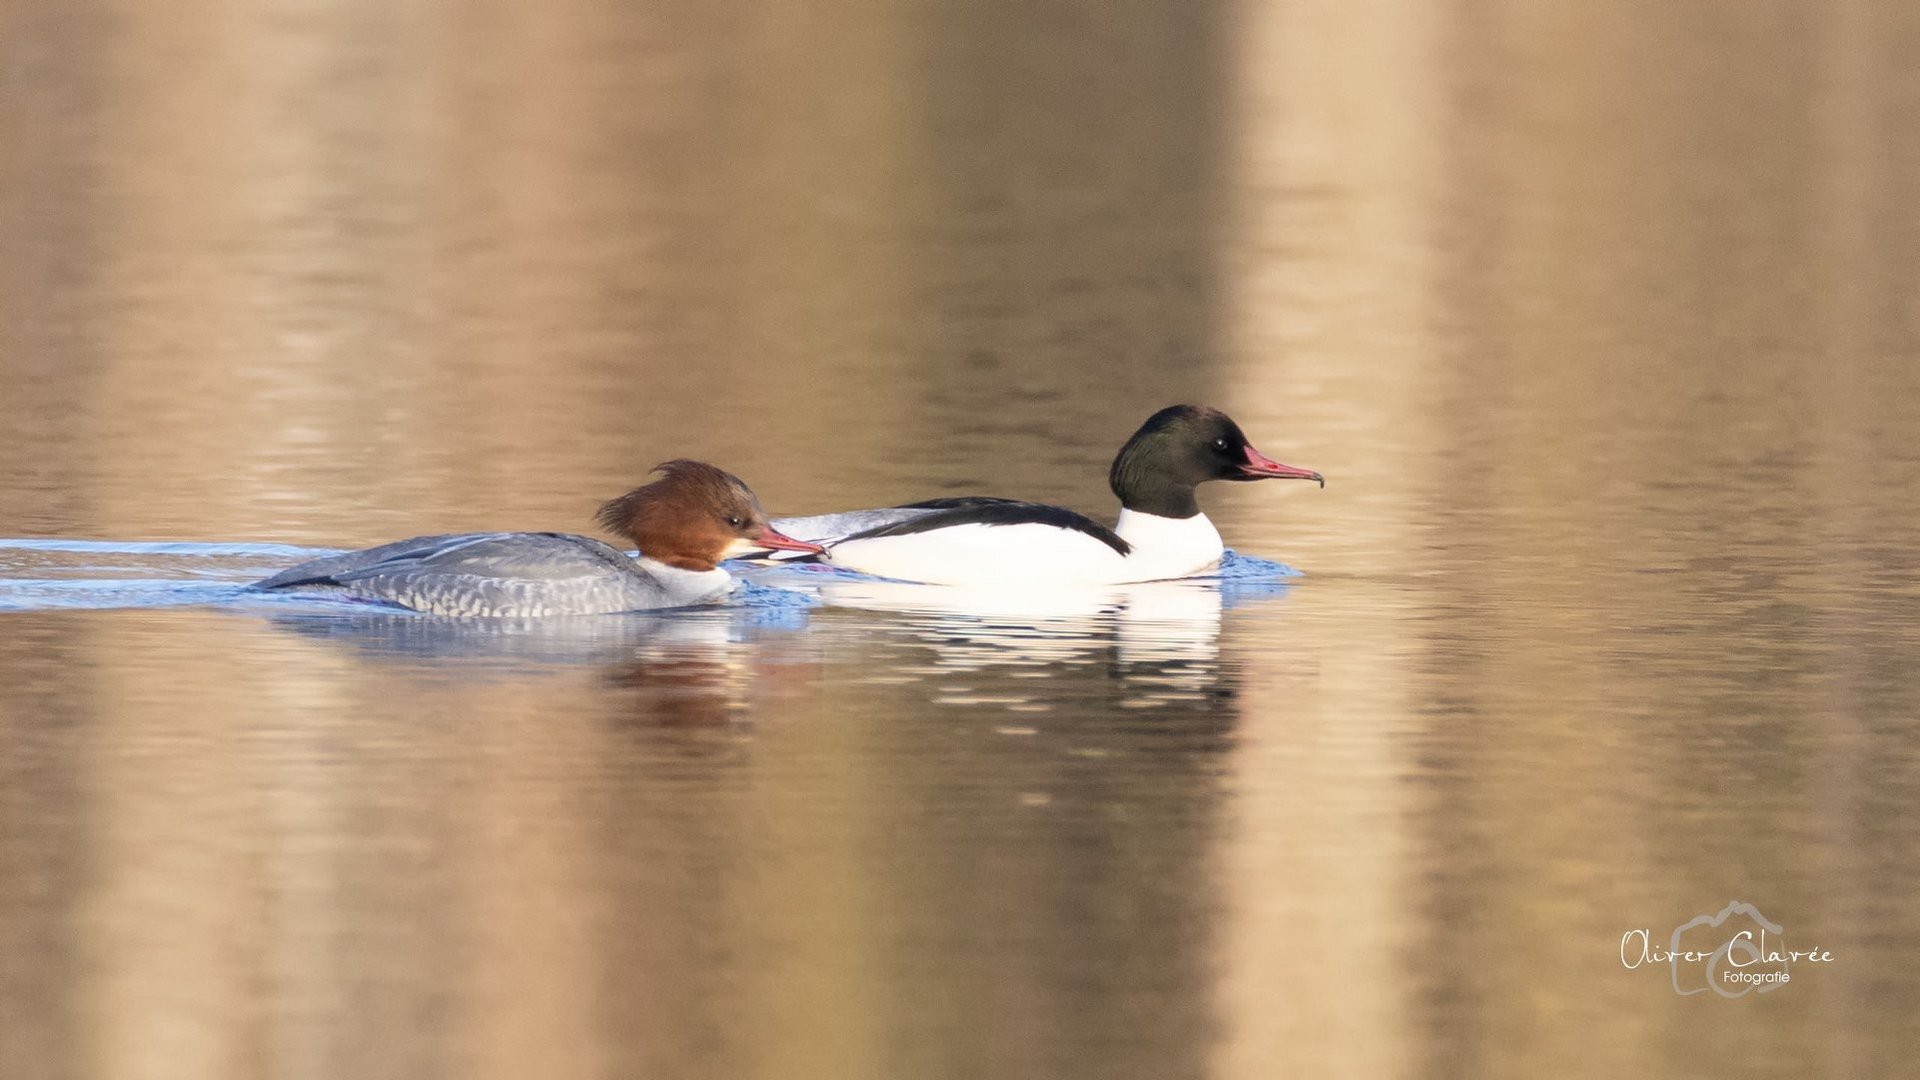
[0,540,1299,614]
[1218,550,1303,580]
[732,579,821,608]
[0,538,340,558]
[0,579,254,611]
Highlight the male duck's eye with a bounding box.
[1212,437,1229,451]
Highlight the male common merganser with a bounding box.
[254,460,822,616]
[771,405,1321,586]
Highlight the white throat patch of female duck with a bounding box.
[634,554,736,606]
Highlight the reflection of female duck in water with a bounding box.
[262,602,820,728]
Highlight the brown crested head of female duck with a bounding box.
[596,460,821,572]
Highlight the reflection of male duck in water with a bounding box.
[772,572,1290,705]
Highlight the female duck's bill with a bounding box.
[769,405,1321,587]
[254,460,821,617]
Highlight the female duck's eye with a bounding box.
[727,515,744,528]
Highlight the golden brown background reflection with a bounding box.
[3,0,1918,1077]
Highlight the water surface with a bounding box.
[3,0,1919,1078]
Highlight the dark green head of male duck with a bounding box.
[1107,405,1323,519]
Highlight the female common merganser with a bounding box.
[771,405,1322,587]
[254,460,821,616]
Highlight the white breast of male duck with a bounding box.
[1112,508,1225,580]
